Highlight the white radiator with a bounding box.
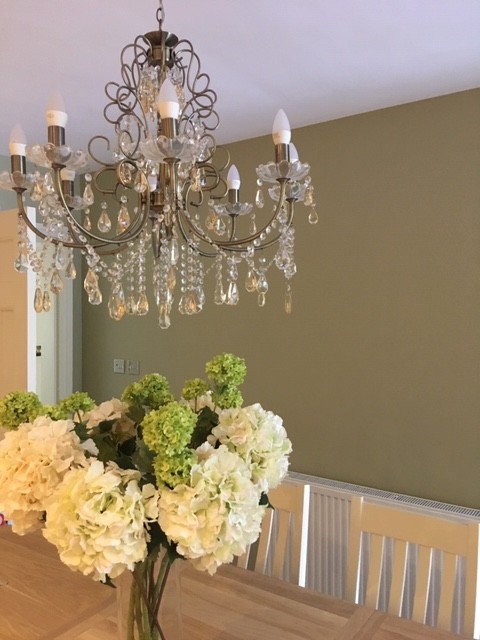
[285,472,480,636]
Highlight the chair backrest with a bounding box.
[236,482,310,587]
[346,496,480,638]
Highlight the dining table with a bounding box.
[0,525,471,640]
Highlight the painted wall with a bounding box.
[81,89,480,508]
[0,156,16,210]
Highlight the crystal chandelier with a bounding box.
[1,1,318,329]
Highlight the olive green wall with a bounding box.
[0,156,16,209]
[81,89,480,508]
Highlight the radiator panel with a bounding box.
[286,472,480,636]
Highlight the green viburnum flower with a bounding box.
[153,449,196,488]
[49,392,95,420]
[142,402,197,456]
[122,374,173,409]
[181,378,209,401]
[205,353,246,387]
[0,391,43,429]
[212,385,243,410]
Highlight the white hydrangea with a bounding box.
[43,460,159,582]
[80,398,135,442]
[158,443,265,575]
[211,403,292,493]
[0,416,91,535]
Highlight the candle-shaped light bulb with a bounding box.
[46,91,68,127]
[226,165,241,190]
[9,124,27,156]
[157,78,180,120]
[289,143,299,162]
[272,109,291,145]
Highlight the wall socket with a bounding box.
[113,358,125,374]
[126,359,140,375]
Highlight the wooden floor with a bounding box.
[0,527,118,640]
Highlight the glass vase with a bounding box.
[116,549,183,640]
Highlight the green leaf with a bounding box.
[189,406,219,449]
[93,433,119,464]
[73,422,89,442]
[260,492,272,508]
[132,438,155,474]
[127,405,145,424]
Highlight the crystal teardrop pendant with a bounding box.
[308,207,319,224]
[245,269,257,293]
[55,245,67,270]
[83,209,92,231]
[34,287,43,313]
[42,290,52,312]
[214,217,226,236]
[214,281,225,305]
[126,294,137,315]
[31,180,43,202]
[65,260,77,280]
[88,289,103,305]
[136,292,149,316]
[82,174,95,206]
[117,197,131,233]
[14,252,29,273]
[255,188,264,208]
[256,274,269,294]
[108,283,126,321]
[134,171,147,193]
[304,185,314,207]
[50,269,64,294]
[226,281,239,305]
[169,238,179,265]
[98,203,112,233]
[258,292,266,307]
[167,266,176,291]
[158,305,171,329]
[84,268,99,295]
[285,286,293,314]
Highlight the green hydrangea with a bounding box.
[122,374,173,409]
[142,402,197,456]
[0,391,43,429]
[205,353,246,386]
[153,450,196,488]
[52,392,95,419]
[212,385,243,409]
[181,378,209,401]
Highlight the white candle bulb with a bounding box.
[157,78,180,120]
[46,91,68,127]
[289,143,299,162]
[272,109,291,145]
[227,164,241,190]
[9,124,27,156]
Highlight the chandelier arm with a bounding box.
[51,166,151,248]
[87,136,113,168]
[175,179,288,254]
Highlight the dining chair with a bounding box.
[236,482,310,587]
[346,496,480,638]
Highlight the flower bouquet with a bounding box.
[0,353,292,640]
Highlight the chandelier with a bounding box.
[1,1,318,329]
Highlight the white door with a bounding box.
[0,207,73,402]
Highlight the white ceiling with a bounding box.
[1,0,479,157]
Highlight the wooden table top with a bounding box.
[0,526,471,640]
[173,562,470,640]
